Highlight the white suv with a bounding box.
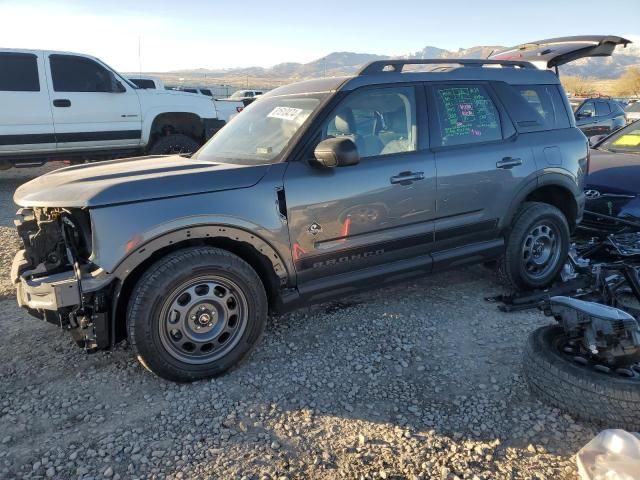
[0,49,235,169]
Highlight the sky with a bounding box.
[1,0,639,72]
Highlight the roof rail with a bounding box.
[357,59,537,75]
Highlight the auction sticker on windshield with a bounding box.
[267,106,304,121]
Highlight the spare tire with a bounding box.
[523,325,640,430]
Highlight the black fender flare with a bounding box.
[112,225,289,285]
[501,173,580,230]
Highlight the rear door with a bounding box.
[426,82,537,254]
[45,53,142,153]
[0,51,56,157]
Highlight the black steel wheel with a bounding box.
[523,325,640,430]
[498,202,570,290]
[159,276,249,365]
[521,221,562,280]
[127,247,267,382]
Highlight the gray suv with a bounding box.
[12,58,588,381]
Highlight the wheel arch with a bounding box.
[147,112,204,145]
[111,226,290,343]
[503,174,579,232]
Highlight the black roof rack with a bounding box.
[357,59,537,75]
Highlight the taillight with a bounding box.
[236,106,244,113]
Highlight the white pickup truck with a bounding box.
[0,49,241,169]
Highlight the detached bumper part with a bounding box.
[16,270,80,311]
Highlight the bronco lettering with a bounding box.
[312,249,385,269]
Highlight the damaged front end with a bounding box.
[12,207,112,351]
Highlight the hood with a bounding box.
[490,35,631,69]
[586,149,640,195]
[14,155,270,208]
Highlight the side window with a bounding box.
[431,84,501,147]
[200,89,212,96]
[0,52,40,92]
[595,101,611,116]
[514,85,570,130]
[50,54,115,93]
[131,78,155,89]
[578,102,595,117]
[322,86,417,158]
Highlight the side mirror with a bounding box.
[576,111,592,119]
[589,134,607,147]
[313,138,359,168]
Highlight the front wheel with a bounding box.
[127,247,267,382]
[498,202,569,291]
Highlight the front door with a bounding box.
[283,85,437,286]
[0,51,56,157]
[575,101,600,137]
[45,53,142,153]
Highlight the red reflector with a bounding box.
[236,106,244,113]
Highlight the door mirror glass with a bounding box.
[313,137,360,168]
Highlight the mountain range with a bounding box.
[171,43,640,81]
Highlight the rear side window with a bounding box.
[200,89,212,96]
[0,52,40,92]
[431,85,501,147]
[596,101,611,116]
[50,54,114,92]
[131,78,156,89]
[514,85,570,130]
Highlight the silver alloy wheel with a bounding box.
[521,221,561,280]
[158,275,248,365]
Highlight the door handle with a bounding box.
[390,171,425,185]
[496,157,522,169]
[53,99,71,107]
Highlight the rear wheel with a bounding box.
[148,133,200,155]
[127,247,267,382]
[498,202,569,291]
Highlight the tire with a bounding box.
[498,202,569,291]
[147,134,200,155]
[127,247,267,382]
[524,325,640,430]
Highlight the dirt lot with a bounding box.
[0,166,598,480]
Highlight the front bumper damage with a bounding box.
[12,254,113,351]
[12,207,114,351]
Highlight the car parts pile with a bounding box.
[489,213,640,429]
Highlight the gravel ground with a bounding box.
[0,166,599,480]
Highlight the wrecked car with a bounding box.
[580,120,640,234]
[12,36,629,383]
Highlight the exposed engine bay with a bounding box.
[13,207,111,351]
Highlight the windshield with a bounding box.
[195,93,326,165]
[600,121,640,154]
